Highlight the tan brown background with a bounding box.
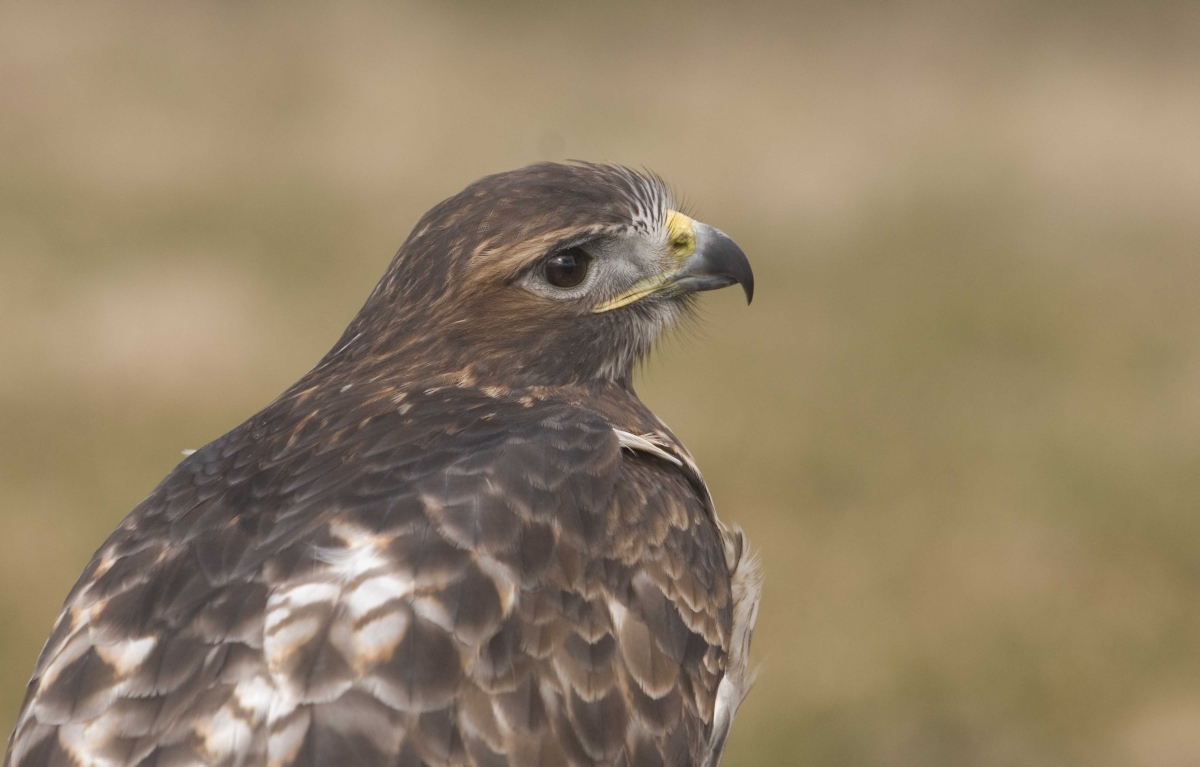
[4,1,1200,765]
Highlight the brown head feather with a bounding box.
[314,162,675,390]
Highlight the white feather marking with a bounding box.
[475,555,519,617]
[322,523,394,580]
[264,581,341,662]
[330,331,363,360]
[266,689,299,723]
[607,599,628,631]
[267,705,311,767]
[265,614,323,660]
[410,594,454,633]
[94,635,157,675]
[58,722,124,767]
[703,527,763,767]
[613,429,683,467]
[346,573,414,619]
[233,674,276,719]
[267,582,340,624]
[181,449,196,456]
[352,610,410,664]
[226,681,274,739]
[199,704,255,761]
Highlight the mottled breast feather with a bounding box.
[5,385,756,767]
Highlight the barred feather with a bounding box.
[5,163,759,767]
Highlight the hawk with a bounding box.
[6,162,762,767]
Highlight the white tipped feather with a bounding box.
[613,429,683,467]
[704,526,763,767]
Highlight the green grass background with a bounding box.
[3,2,1200,764]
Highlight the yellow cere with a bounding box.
[664,210,698,263]
[592,210,697,314]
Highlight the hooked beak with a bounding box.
[675,223,754,304]
[592,215,754,313]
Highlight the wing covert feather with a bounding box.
[6,393,744,767]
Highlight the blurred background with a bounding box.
[3,1,1200,765]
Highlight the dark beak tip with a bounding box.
[728,242,754,306]
[709,228,754,307]
[677,225,755,305]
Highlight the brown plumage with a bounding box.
[5,162,761,767]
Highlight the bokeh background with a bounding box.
[3,1,1200,765]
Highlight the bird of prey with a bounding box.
[5,162,761,767]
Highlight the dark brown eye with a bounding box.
[543,247,591,288]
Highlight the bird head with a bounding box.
[330,162,752,389]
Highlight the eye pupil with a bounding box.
[544,248,590,288]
